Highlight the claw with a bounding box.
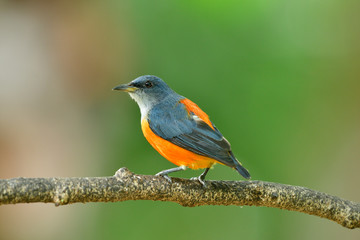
[190,176,206,187]
[156,172,172,183]
[155,166,186,183]
[189,168,209,187]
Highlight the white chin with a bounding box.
[128,92,152,119]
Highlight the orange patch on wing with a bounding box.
[141,119,217,169]
[180,98,215,130]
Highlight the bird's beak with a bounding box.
[112,84,138,92]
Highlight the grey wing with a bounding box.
[148,104,237,168]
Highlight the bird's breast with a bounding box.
[141,118,217,169]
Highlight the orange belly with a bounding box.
[141,119,217,169]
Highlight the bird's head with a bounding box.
[113,75,176,116]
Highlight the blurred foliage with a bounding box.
[0,0,359,240]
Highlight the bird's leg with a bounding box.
[155,166,187,183]
[191,168,210,186]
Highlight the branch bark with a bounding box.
[0,168,359,229]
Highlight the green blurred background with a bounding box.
[0,0,359,239]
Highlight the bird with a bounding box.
[113,75,250,185]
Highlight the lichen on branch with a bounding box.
[0,168,359,229]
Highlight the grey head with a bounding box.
[113,75,180,118]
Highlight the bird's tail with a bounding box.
[235,163,251,179]
[230,151,251,179]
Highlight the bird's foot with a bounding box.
[155,172,172,183]
[190,176,206,187]
[155,166,187,183]
[190,168,209,186]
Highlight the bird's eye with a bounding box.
[144,81,153,88]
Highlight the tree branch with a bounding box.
[0,168,359,229]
